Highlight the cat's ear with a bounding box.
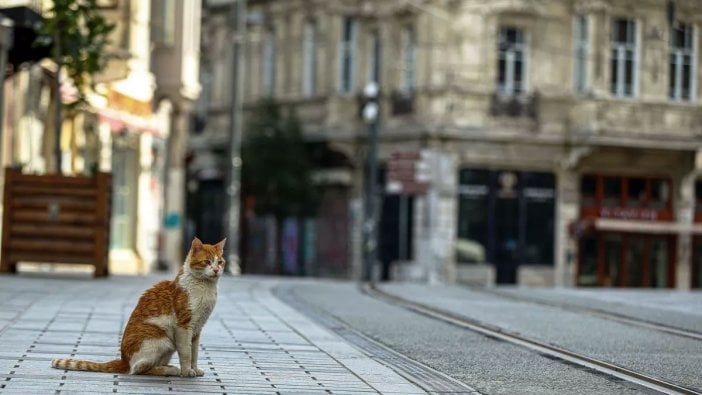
[214,238,226,255]
[191,237,204,253]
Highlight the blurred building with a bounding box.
[0,0,201,274]
[205,0,702,289]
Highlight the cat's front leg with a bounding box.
[191,332,204,376]
[175,327,197,377]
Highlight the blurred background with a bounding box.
[0,0,700,290]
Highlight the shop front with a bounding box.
[576,174,677,287]
[456,168,556,284]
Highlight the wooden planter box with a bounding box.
[0,168,111,277]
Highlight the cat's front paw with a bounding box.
[194,368,204,376]
[180,368,198,377]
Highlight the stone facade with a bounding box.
[234,0,702,288]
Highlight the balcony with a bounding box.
[490,92,538,119]
[391,90,414,115]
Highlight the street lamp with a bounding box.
[362,81,380,283]
[224,0,247,275]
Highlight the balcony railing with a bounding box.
[391,90,414,115]
[490,92,538,119]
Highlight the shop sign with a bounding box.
[599,207,658,221]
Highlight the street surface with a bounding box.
[0,273,700,394]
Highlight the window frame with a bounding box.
[339,16,358,96]
[610,18,640,98]
[497,26,528,97]
[573,14,589,95]
[669,22,697,102]
[400,25,416,94]
[262,27,277,97]
[302,20,317,97]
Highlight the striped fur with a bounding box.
[50,238,225,377]
[51,358,128,373]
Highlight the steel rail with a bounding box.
[365,284,702,395]
[478,288,702,342]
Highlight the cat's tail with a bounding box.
[51,358,129,373]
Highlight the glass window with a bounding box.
[368,30,381,84]
[651,178,671,210]
[650,238,669,288]
[498,27,526,96]
[625,237,645,287]
[574,14,588,94]
[670,23,696,101]
[456,196,488,264]
[263,28,276,96]
[604,234,622,286]
[581,175,596,208]
[302,21,317,97]
[340,16,357,95]
[611,18,638,97]
[627,178,646,208]
[694,238,702,288]
[400,26,416,93]
[523,172,555,265]
[578,236,598,286]
[603,177,621,207]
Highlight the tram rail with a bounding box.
[477,288,702,342]
[364,283,702,395]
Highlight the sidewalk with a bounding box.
[0,274,425,394]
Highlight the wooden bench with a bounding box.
[0,168,111,277]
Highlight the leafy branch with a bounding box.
[36,0,115,103]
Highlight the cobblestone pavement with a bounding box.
[0,274,426,394]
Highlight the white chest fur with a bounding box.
[179,275,218,334]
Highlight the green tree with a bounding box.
[242,99,320,272]
[37,0,114,103]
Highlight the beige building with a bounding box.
[151,0,203,270]
[233,0,702,289]
[0,0,180,274]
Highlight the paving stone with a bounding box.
[0,275,430,395]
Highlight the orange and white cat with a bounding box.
[52,237,226,377]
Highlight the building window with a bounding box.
[368,30,381,84]
[400,26,416,93]
[611,18,638,97]
[497,27,526,96]
[339,16,357,95]
[262,28,276,96]
[670,23,696,101]
[573,15,588,94]
[303,20,317,97]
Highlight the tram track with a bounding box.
[364,283,702,395]
[476,288,702,342]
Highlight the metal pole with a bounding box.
[364,111,379,283]
[224,0,246,274]
[53,28,61,174]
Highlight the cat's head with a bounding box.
[185,237,226,280]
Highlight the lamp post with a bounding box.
[362,81,380,283]
[223,0,247,275]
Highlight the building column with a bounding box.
[161,104,191,270]
[554,167,579,287]
[415,150,457,284]
[675,171,694,290]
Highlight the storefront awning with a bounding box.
[594,218,702,235]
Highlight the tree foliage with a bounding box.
[242,99,320,219]
[37,0,114,102]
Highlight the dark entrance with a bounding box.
[495,184,520,283]
[457,169,556,284]
[379,194,414,281]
